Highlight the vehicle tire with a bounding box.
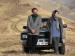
[22,44,30,53]
[59,44,65,55]
[22,45,36,53]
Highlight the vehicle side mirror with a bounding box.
[23,26,27,29]
[63,24,67,28]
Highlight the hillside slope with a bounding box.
[0,0,75,56]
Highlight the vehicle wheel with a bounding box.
[59,44,65,55]
[22,45,36,53]
[30,46,36,53]
[22,44,30,53]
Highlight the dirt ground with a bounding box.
[0,0,75,56]
[0,14,75,56]
[0,34,75,56]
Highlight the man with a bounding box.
[27,8,42,52]
[47,10,65,54]
[27,8,41,35]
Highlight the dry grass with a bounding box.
[0,0,75,56]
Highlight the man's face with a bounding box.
[32,10,38,15]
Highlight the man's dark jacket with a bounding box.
[27,15,42,35]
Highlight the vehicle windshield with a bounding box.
[41,18,49,31]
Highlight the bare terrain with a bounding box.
[0,0,75,56]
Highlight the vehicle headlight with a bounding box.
[22,35,27,38]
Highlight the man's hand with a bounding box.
[31,29,36,33]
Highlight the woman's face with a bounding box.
[52,12,59,17]
[55,12,59,16]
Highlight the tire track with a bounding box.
[11,21,20,32]
[10,19,26,33]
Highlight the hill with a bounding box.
[0,0,75,56]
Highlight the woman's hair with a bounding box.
[53,10,59,14]
[52,10,59,17]
[32,8,38,12]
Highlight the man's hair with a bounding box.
[32,8,38,12]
